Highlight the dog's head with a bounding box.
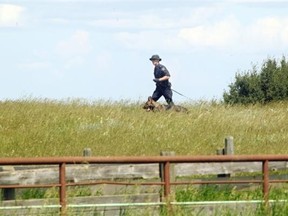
[142,96,155,111]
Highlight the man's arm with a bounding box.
[158,75,170,81]
[153,75,170,83]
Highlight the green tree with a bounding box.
[223,56,288,104]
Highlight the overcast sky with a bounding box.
[1,0,288,103]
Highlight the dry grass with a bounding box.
[1,98,288,157]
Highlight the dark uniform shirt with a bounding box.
[154,64,171,87]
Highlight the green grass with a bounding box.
[174,185,288,216]
[15,186,94,200]
[3,97,288,214]
[175,185,264,201]
[1,98,288,157]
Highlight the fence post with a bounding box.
[159,151,175,202]
[216,148,224,156]
[83,148,92,157]
[217,136,234,178]
[1,188,16,200]
[59,163,67,216]
[1,166,16,200]
[224,136,234,155]
[262,160,269,205]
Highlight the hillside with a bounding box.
[1,99,288,157]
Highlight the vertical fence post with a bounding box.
[164,161,172,215]
[59,163,67,215]
[83,148,92,157]
[1,166,15,200]
[216,148,224,156]
[1,188,15,200]
[262,160,269,206]
[159,151,174,215]
[164,161,171,199]
[159,151,175,202]
[224,136,234,155]
[217,137,234,178]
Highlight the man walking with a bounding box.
[149,54,174,108]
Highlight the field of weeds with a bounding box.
[1,98,288,157]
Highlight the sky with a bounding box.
[1,0,288,103]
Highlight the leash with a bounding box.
[172,89,193,101]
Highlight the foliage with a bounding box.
[2,98,288,215]
[18,188,46,200]
[224,56,288,104]
[175,185,263,202]
[175,185,288,216]
[16,186,96,200]
[2,99,288,156]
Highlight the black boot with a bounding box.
[167,101,175,110]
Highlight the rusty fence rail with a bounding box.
[1,155,288,214]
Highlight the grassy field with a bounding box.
[1,98,288,157]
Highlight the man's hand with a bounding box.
[153,78,160,83]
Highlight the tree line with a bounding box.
[224,56,288,104]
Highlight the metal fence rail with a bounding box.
[1,155,288,215]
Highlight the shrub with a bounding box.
[224,56,288,104]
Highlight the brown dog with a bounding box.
[143,96,188,113]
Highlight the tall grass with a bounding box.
[1,98,288,157]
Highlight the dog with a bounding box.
[142,96,188,113]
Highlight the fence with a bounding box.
[1,154,288,215]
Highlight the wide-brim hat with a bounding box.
[149,54,162,61]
